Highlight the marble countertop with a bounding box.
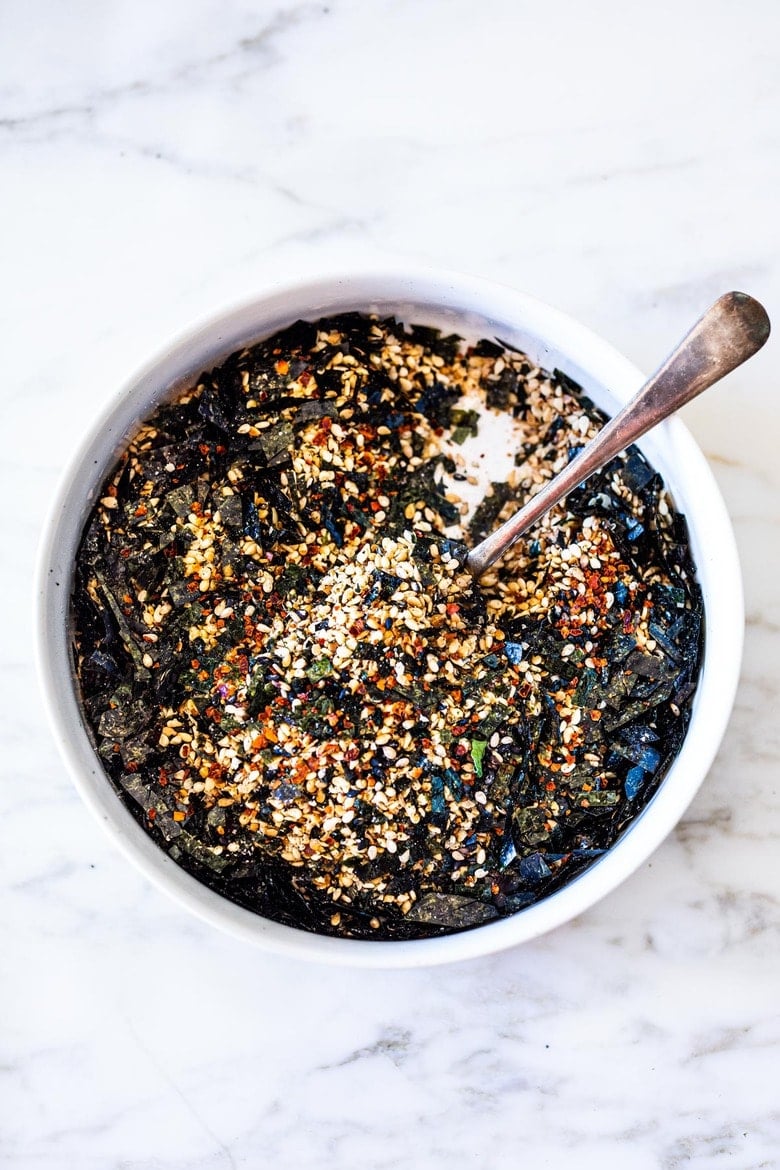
[3,1,779,1166]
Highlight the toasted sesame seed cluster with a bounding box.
[73,314,703,939]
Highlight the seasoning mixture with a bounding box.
[72,313,703,939]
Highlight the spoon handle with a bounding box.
[467,291,770,579]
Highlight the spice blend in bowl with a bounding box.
[71,312,703,940]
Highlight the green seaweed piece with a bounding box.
[256,420,296,463]
[468,482,514,542]
[449,408,480,444]
[406,893,498,928]
[305,657,334,682]
[470,739,487,777]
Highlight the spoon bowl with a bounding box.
[467,292,770,578]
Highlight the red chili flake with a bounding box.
[126,761,139,773]
[299,369,312,386]
[147,808,157,821]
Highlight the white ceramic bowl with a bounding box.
[36,266,743,967]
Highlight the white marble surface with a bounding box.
[3,1,780,1165]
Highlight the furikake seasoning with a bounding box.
[72,313,704,939]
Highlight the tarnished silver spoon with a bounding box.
[466,292,770,579]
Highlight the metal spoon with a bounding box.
[466,292,770,579]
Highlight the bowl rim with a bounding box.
[35,263,744,967]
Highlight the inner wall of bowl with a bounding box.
[40,274,740,965]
